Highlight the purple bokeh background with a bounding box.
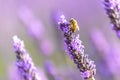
[0,0,119,80]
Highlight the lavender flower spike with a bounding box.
[13,35,41,80]
[102,0,120,37]
[58,15,96,80]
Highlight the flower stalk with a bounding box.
[102,0,120,37]
[57,15,96,80]
[12,35,41,80]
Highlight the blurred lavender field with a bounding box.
[0,0,120,80]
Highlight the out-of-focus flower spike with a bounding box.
[18,6,45,40]
[106,41,120,75]
[90,29,110,56]
[57,15,96,80]
[18,6,55,56]
[44,61,62,80]
[39,40,54,56]
[12,35,41,80]
[44,61,56,80]
[102,0,120,38]
[90,29,120,79]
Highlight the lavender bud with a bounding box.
[102,0,120,38]
[12,35,41,80]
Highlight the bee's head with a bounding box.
[69,18,74,22]
[69,18,77,24]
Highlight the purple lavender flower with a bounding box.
[90,29,110,55]
[90,29,114,80]
[44,61,57,80]
[39,39,54,56]
[18,6,55,56]
[90,29,120,78]
[102,0,120,38]
[106,43,120,75]
[44,61,63,80]
[58,15,96,80]
[12,35,41,80]
[18,6,45,40]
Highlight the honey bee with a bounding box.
[69,18,79,32]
